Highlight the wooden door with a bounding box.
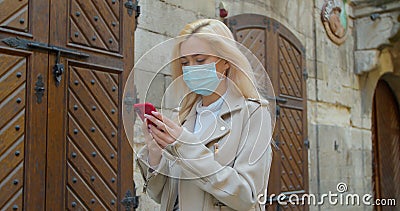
[0,0,136,210]
[0,0,50,209]
[225,14,308,210]
[372,80,400,210]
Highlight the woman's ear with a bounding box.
[223,60,230,72]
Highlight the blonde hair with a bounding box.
[171,19,259,124]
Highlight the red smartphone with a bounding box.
[133,102,157,126]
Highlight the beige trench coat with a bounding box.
[137,85,273,211]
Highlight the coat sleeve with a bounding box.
[164,104,273,210]
[136,146,169,204]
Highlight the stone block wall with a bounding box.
[131,0,377,210]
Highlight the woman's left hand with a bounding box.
[144,111,183,148]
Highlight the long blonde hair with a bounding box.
[171,19,259,124]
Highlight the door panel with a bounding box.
[225,14,308,210]
[0,54,26,210]
[235,28,267,68]
[0,0,29,32]
[1,0,135,209]
[66,66,119,210]
[0,0,50,209]
[46,0,135,210]
[279,108,305,192]
[278,36,303,98]
[276,31,306,198]
[69,0,120,53]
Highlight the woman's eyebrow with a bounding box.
[179,54,206,59]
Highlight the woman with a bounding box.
[137,19,273,211]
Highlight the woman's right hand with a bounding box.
[142,120,162,167]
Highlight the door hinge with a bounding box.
[276,104,280,118]
[273,21,280,33]
[121,188,139,211]
[125,0,141,18]
[304,138,310,149]
[124,0,141,30]
[303,69,308,80]
[272,135,280,150]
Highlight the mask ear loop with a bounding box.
[215,59,229,79]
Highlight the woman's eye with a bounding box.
[181,62,188,66]
[196,59,205,63]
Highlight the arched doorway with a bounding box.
[225,14,308,210]
[372,79,400,210]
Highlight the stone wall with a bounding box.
[130,0,388,210]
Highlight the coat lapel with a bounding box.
[198,116,230,145]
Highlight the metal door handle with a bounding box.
[34,74,45,104]
[2,37,89,58]
[27,42,89,58]
[2,37,89,86]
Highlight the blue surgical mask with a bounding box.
[182,59,223,96]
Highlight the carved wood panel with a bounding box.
[69,0,120,53]
[0,0,29,32]
[279,108,304,192]
[278,36,302,98]
[236,28,266,68]
[0,53,27,210]
[272,25,307,211]
[45,0,135,209]
[1,0,135,209]
[66,66,119,210]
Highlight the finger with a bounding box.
[144,131,153,142]
[150,126,176,145]
[142,122,155,143]
[150,128,168,148]
[152,110,163,118]
[152,111,178,130]
[149,112,176,136]
[151,112,183,139]
[141,120,150,134]
[149,124,175,144]
[149,124,168,140]
[145,114,168,131]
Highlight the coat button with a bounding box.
[220,126,226,131]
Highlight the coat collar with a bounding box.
[181,81,245,145]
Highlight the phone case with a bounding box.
[133,102,157,126]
